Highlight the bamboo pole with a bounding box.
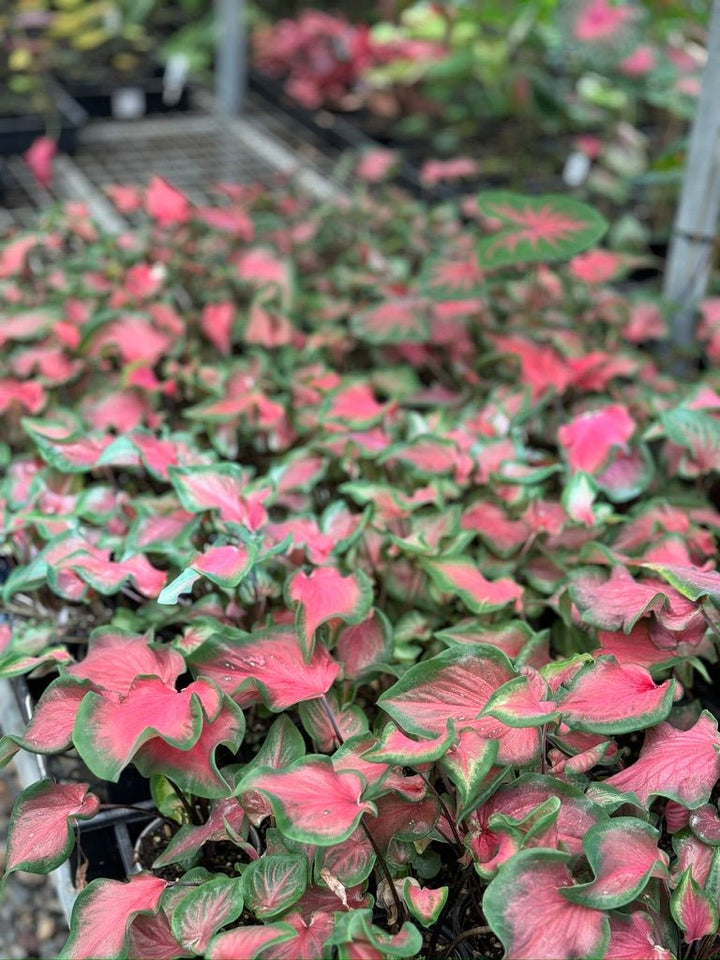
[663,0,720,357]
[215,0,246,116]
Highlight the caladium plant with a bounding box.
[2,174,720,960]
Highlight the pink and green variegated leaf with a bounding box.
[66,629,186,695]
[239,756,376,845]
[351,297,432,345]
[21,417,112,472]
[558,657,675,734]
[361,720,456,764]
[689,804,720,845]
[206,924,296,960]
[569,566,667,632]
[336,611,393,680]
[186,623,339,709]
[159,543,257,604]
[73,677,211,781]
[240,854,308,919]
[606,912,675,960]
[440,728,499,820]
[127,909,191,960]
[298,692,368,752]
[671,867,718,943]
[170,876,244,954]
[330,911,423,959]
[402,880,448,927]
[481,672,560,727]
[372,792,441,850]
[153,797,247,868]
[558,405,636,475]
[133,695,245,798]
[600,711,720,809]
[5,780,99,876]
[422,557,522,613]
[380,437,460,478]
[168,464,263,527]
[286,566,374,660]
[59,874,167,960]
[378,644,516,737]
[483,849,609,960]
[315,825,375,887]
[561,818,668,909]
[11,676,92,755]
[476,191,607,269]
[640,562,720,604]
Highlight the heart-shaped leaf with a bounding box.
[422,556,522,614]
[240,854,308,919]
[6,780,99,876]
[286,566,373,659]
[170,876,244,954]
[476,191,607,269]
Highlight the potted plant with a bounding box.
[2,173,720,958]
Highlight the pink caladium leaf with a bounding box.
[158,543,257,604]
[8,676,92,755]
[569,566,668,632]
[206,924,296,960]
[200,301,235,355]
[286,566,374,660]
[558,405,636,474]
[361,720,456,765]
[351,297,432,345]
[133,694,245,798]
[170,876,244,954]
[483,848,609,960]
[671,867,719,943]
[476,191,607,269]
[168,463,267,528]
[73,677,214,781]
[599,711,720,808]
[605,912,675,960]
[239,756,377,845]
[314,824,375,887]
[66,629,185,695]
[689,804,720,845]
[402,880,448,927]
[187,623,339,709]
[336,610,393,680]
[440,729,500,820]
[20,417,112,472]
[422,556,522,613]
[127,909,191,960]
[5,780,99,876]
[145,176,190,227]
[240,854,308,919]
[153,797,247,868]
[561,818,668,909]
[329,910,423,958]
[59,874,167,959]
[557,657,676,734]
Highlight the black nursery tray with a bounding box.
[60,66,191,120]
[0,85,87,157]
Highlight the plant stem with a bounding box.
[417,770,464,849]
[319,692,344,747]
[439,926,491,960]
[167,779,198,824]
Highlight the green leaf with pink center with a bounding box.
[361,720,456,764]
[562,818,668,909]
[59,874,167,960]
[239,756,377,845]
[480,671,560,727]
[476,191,607,269]
[5,780,99,878]
[286,566,373,660]
[569,565,668,632]
[170,876,244,955]
[402,880,448,927]
[483,849,609,960]
[206,924,296,960]
[557,657,676,734]
[240,854,308,919]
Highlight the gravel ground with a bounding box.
[0,764,68,959]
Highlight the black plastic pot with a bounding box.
[0,85,87,157]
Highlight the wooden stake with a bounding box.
[663,0,720,356]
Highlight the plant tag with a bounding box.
[112,88,146,120]
[164,54,189,106]
[563,151,591,187]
